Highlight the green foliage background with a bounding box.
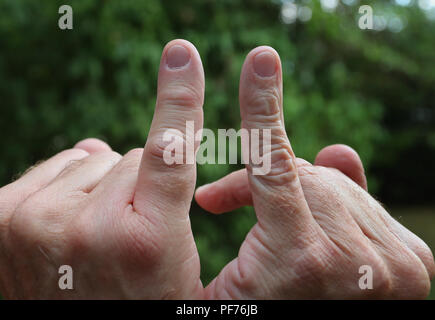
[1,0,435,294]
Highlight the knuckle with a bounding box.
[250,147,301,191]
[265,146,296,177]
[297,165,322,192]
[88,150,122,168]
[244,87,281,122]
[66,210,95,254]
[290,241,339,294]
[8,196,43,244]
[102,150,122,161]
[118,148,143,172]
[16,193,45,219]
[59,148,89,159]
[146,134,179,162]
[392,250,432,299]
[59,158,84,177]
[361,245,430,299]
[145,133,185,163]
[158,83,203,109]
[410,237,435,281]
[24,189,68,224]
[8,189,67,246]
[124,148,144,160]
[360,252,393,298]
[145,133,192,172]
[373,273,393,298]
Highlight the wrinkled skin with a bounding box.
[0,40,433,299]
[196,46,435,299]
[0,40,205,299]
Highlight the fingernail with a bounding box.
[166,44,191,69]
[253,51,277,77]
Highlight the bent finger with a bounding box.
[44,151,122,194]
[315,144,367,191]
[74,138,112,154]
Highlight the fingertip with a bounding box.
[314,144,361,167]
[243,46,281,79]
[165,42,191,69]
[194,184,208,204]
[195,183,209,197]
[315,144,367,190]
[74,138,112,154]
[163,39,199,55]
[194,184,220,214]
[246,46,280,62]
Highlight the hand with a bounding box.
[0,39,206,299]
[195,47,435,299]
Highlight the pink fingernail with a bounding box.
[166,45,191,69]
[253,51,277,77]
